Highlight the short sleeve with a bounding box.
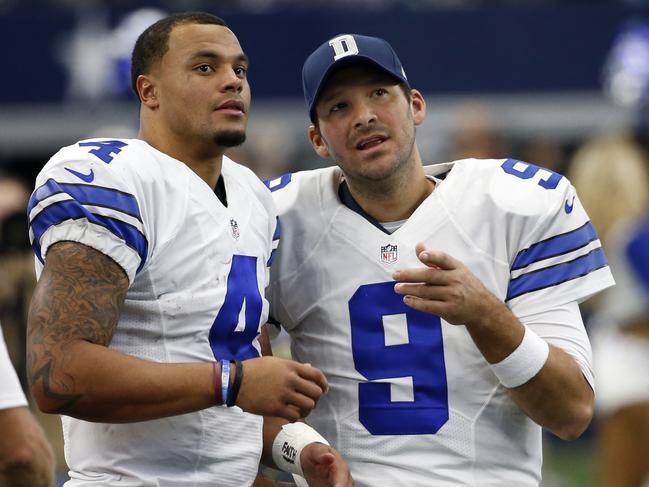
[503,165,615,316]
[28,147,148,284]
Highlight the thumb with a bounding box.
[415,242,426,257]
[317,452,335,466]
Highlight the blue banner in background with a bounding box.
[0,4,647,103]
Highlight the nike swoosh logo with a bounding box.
[564,195,575,214]
[65,167,95,183]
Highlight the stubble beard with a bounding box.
[213,130,247,148]
[343,133,417,200]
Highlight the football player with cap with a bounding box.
[266,33,615,486]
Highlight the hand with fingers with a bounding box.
[301,443,354,487]
[392,242,505,327]
[236,356,328,421]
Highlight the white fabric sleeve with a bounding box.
[504,170,614,315]
[517,300,594,390]
[0,327,27,410]
[28,158,148,283]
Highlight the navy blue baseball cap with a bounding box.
[302,34,409,122]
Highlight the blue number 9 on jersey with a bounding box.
[349,282,449,435]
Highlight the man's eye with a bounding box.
[330,103,346,113]
[196,65,213,73]
[234,66,247,77]
[375,88,387,96]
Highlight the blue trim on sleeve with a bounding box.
[507,248,608,301]
[28,179,143,222]
[272,216,281,241]
[30,199,148,271]
[512,222,598,270]
[264,173,292,192]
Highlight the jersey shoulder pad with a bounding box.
[449,158,571,218]
[29,138,150,283]
[265,166,340,217]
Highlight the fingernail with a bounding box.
[420,252,429,260]
[392,271,401,279]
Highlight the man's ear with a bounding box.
[137,74,159,109]
[308,125,330,159]
[410,89,426,126]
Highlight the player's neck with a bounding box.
[138,127,224,190]
[345,163,434,223]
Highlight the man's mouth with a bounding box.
[356,135,387,150]
[216,100,245,114]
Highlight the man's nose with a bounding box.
[353,101,376,130]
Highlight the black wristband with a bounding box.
[226,360,243,407]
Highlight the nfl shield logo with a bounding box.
[230,218,240,240]
[381,244,398,264]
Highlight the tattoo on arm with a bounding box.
[27,241,129,412]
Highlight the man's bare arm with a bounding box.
[27,241,217,421]
[28,241,327,422]
[28,241,128,413]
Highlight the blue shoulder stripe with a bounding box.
[28,179,142,222]
[264,174,292,192]
[512,222,598,270]
[30,199,148,271]
[507,248,607,301]
[272,216,281,241]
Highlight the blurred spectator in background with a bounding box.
[0,324,55,487]
[450,102,507,160]
[568,134,649,252]
[226,119,298,179]
[520,137,568,176]
[568,133,649,487]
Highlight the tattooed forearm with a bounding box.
[27,241,129,413]
[30,359,81,412]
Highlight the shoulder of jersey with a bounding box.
[47,138,135,166]
[41,138,192,189]
[441,158,571,217]
[264,166,340,216]
[45,138,141,176]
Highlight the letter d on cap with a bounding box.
[329,35,359,61]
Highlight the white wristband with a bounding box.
[490,327,550,388]
[272,422,330,477]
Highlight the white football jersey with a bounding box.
[268,159,614,487]
[28,138,279,487]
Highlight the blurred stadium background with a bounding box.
[2,0,649,485]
